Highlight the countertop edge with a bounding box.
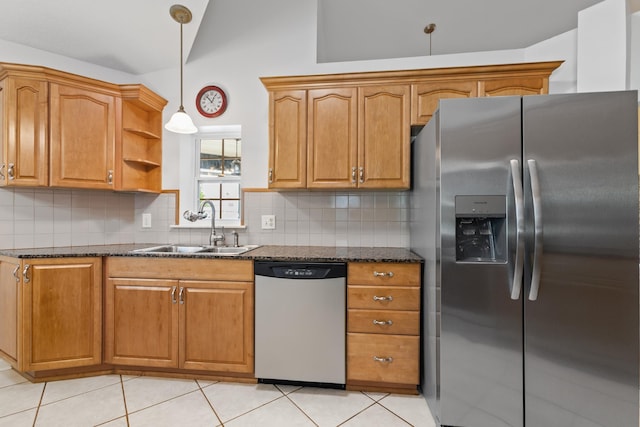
[0,244,424,263]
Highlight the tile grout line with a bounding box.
[120,375,130,427]
[31,381,47,427]
[282,388,319,427]
[196,379,224,426]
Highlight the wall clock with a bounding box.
[196,85,227,118]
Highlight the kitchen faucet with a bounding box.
[183,201,225,246]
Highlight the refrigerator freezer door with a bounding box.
[522,92,639,427]
[439,97,524,427]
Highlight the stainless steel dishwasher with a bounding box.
[254,261,346,388]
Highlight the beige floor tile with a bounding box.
[0,382,44,418]
[287,387,375,426]
[0,359,11,371]
[96,416,129,427]
[201,382,284,423]
[275,383,303,395]
[341,403,411,426]
[35,383,125,427]
[128,390,219,427]
[41,374,122,405]
[362,391,390,402]
[378,394,436,427]
[0,409,37,427]
[196,379,218,388]
[0,368,28,388]
[225,396,315,427]
[123,376,199,413]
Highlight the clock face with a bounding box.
[196,86,227,118]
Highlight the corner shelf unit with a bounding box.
[119,85,167,193]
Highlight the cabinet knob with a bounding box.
[373,356,393,363]
[7,163,15,180]
[372,295,393,302]
[179,287,185,304]
[358,166,364,183]
[171,286,177,304]
[268,168,273,184]
[12,264,20,282]
[0,164,5,180]
[373,271,394,278]
[372,319,393,326]
[351,167,357,184]
[107,170,113,185]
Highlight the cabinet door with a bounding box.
[0,257,21,368]
[268,90,306,188]
[358,85,410,189]
[0,77,48,186]
[49,83,116,189]
[104,278,179,368]
[307,88,357,189]
[23,258,101,371]
[179,280,254,373]
[478,76,548,97]
[411,81,477,125]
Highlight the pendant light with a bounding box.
[165,4,198,134]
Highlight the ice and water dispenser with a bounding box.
[455,195,506,263]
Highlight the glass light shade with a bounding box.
[165,110,198,134]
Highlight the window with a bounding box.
[196,134,242,224]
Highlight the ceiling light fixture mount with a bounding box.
[164,4,198,134]
[424,23,436,56]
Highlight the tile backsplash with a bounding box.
[0,188,410,250]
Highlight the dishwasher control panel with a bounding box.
[254,262,347,280]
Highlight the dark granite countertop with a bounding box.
[0,244,423,263]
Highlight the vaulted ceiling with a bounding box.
[0,0,633,75]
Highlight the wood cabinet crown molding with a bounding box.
[260,61,564,90]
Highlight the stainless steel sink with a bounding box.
[130,244,259,256]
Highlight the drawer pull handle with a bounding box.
[171,286,177,304]
[373,319,393,326]
[373,295,393,302]
[373,271,394,278]
[373,356,393,363]
[12,265,20,282]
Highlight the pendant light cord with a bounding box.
[179,20,185,112]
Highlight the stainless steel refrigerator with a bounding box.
[410,91,639,427]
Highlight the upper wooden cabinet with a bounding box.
[119,85,166,193]
[49,82,117,189]
[0,76,48,186]
[262,61,561,190]
[307,87,357,189]
[268,90,307,188]
[358,85,410,189]
[0,62,166,192]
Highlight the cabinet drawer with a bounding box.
[348,286,419,310]
[348,263,420,286]
[347,333,419,385]
[348,309,419,335]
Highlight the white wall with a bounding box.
[577,0,629,91]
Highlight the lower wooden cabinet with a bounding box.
[104,257,254,375]
[0,257,102,373]
[347,262,421,392]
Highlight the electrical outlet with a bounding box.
[142,213,152,228]
[261,214,276,229]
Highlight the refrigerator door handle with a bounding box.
[510,159,524,300]
[527,159,543,301]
